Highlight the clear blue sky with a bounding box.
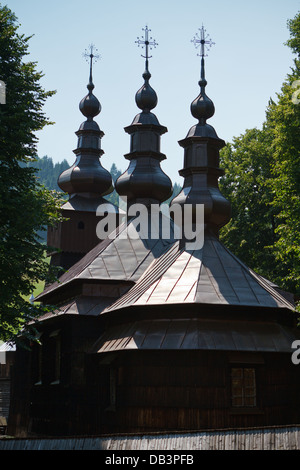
[5,0,300,185]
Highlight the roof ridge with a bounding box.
[103,241,182,312]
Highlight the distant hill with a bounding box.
[26,155,70,191]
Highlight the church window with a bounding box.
[231,367,256,407]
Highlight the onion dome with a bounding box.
[58,45,113,198]
[79,79,101,118]
[188,57,217,138]
[115,26,172,205]
[135,69,158,113]
[171,26,231,234]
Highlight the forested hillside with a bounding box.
[26,155,70,191]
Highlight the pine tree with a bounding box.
[0,6,63,341]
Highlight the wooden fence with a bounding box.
[0,425,300,450]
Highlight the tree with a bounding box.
[110,163,122,183]
[105,163,122,206]
[264,12,300,296]
[219,127,279,282]
[0,5,63,342]
[26,155,70,191]
[219,11,300,298]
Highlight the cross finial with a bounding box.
[135,26,158,72]
[83,44,100,90]
[191,25,215,57]
[83,43,100,65]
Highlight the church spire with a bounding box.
[115,26,172,206]
[79,44,101,118]
[190,26,215,126]
[171,26,231,235]
[84,43,99,93]
[58,44,113,198]
[134,25,158,114]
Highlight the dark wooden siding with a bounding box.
[0,380,10,419]
[8,316,103,437]
[47,211,101,254]
[94,350,300,435]
[0,351,15,433]
[8,343,300,437]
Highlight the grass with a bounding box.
[32,278,46,298]
[25,253,50,303]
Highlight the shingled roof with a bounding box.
[36,213,177,304]
[103,231,294,313]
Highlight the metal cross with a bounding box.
[83,43,100,64]
[83,44,100,85]
[135,26,158,61]
[191,25,215,57]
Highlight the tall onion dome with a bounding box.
[115,26,173,207]
[171,26,231,235]
[58,45,113,198]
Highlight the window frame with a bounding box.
[230,366,257,409]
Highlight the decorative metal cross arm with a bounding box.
[191,25,215,57]
[83,44,100,88]
[135,26,158,73]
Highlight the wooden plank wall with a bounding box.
[0,426,300,450]
[0,352,15,432]
[0,379,10,419]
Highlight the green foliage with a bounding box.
[0,5,63,341]
[263,12,300,295]
[264,48,300,292]
[219,11,300,297]
[27,155,70,191]
[219,128,279,281]
[286,13,300,58]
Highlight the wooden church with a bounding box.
[7,27,300,438]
